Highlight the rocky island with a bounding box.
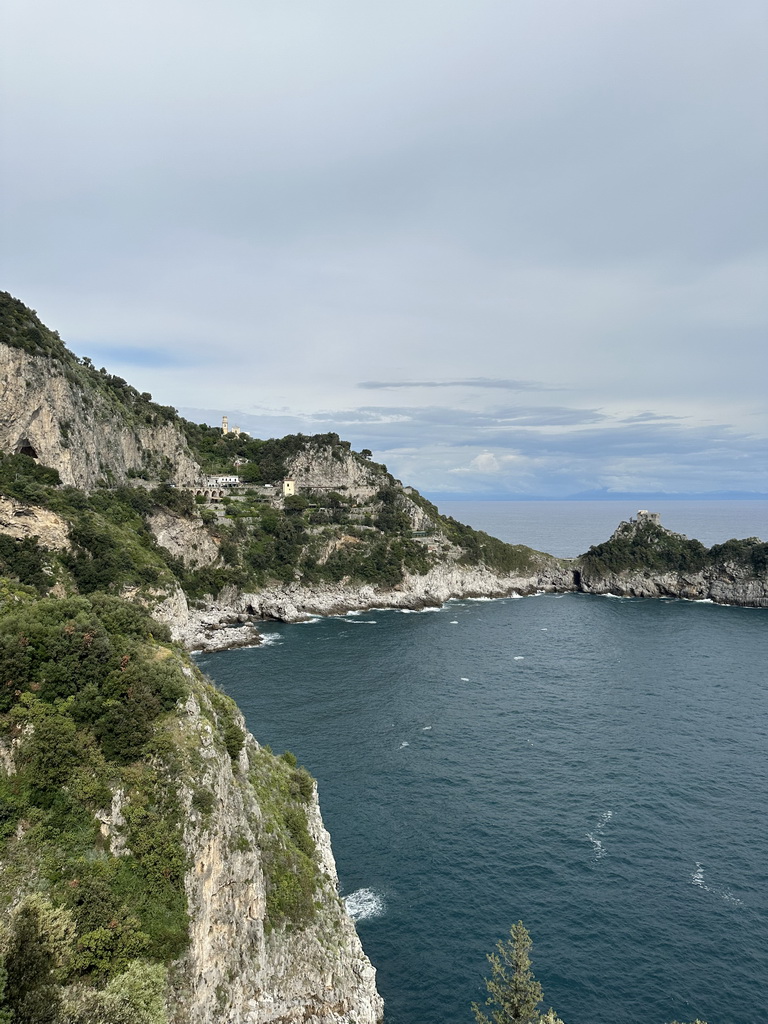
[0,291,765,1022]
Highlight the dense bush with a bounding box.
[580,522,709,577]
[0,536,49,593]
[0,589,190,1014]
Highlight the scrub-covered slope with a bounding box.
[0,584,382,1023]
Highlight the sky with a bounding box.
[1,0,766,498]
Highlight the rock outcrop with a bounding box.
[148,509,220,568]
[0,495,71,550]
[284,445,383,503]
[169,683,384,1024]
[575,512,768,608]
[577,564,768,607]
[0,294,202,490]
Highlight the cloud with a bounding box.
[1,0,765,498]
[357,378,550,391]
[179,401,768,498]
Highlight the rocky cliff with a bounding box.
[284,444,384,503]
[0,591,383,1024]
[169,673,383,1024]
[577,561,768,606]
[0,293,202,490]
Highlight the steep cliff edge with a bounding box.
[0,589,383,1023]
[0,293,202,489]
[171,685,382,1024]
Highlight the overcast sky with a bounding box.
[2,0,766,497]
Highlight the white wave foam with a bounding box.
[460,677,469,681]
[399,741,409,749]
[296,617,321,624]
[513,656,525,661]
[343,888,386,922]
[347,619,378,624]
[586,811,613,859]
[586,832,606,859]
[691,862,708,890]
[690,862,743,905]
[398,606,442,614]
[449,620,459,624]
[422,725,432,731]
[258,633,283,646]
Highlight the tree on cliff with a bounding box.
[471,921,563,1024]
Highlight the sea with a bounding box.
[196,501,768,1024]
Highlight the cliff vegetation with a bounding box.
[0,579,377,1023]
[579,517,768,578]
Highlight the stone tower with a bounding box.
[222,416,229,435]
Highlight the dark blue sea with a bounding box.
[197,502,768,1024]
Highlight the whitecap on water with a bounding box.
[347,620,378,624]
[513,656,525,661]
[460,677,469,681]
[258,633,283,646]
[690,862,743,905]
[343,888,386,922]
[586,810,613,860]
[399,741,409,749]
[422,725,432,731]
[449,620,459,624]
[691,863,708,890]
[586,833,605,859]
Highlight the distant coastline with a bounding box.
[426,491,768,502]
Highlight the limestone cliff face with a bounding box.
[284,446,383,502]
[168,678,384,1024]
[0,342,201,490]
[0,496,71,550]
[148,509,220,568]
[577,563,768,607]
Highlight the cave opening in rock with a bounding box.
[14,438,39,459]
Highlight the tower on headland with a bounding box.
[222,416,229,435]
[634,509,661,525]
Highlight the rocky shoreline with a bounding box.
[162,561,574,651]
[157,558,768,653]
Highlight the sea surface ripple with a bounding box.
[199,592,768,1024]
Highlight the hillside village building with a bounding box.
[221,416,247,438]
